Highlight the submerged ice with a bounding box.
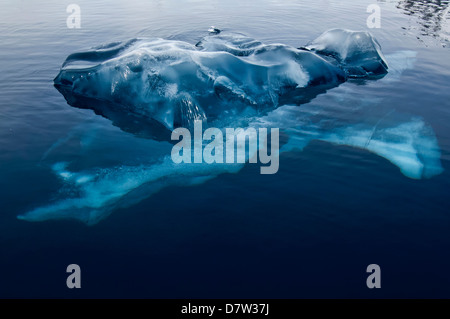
[19,29,444,224]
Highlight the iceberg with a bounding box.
[53,29,384,132]
[18,29,443,224]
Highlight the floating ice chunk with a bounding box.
[305,29,389,78]
[21,29,442,224]
[53,31,362,131]
[208,26,221,34]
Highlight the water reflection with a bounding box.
[396,0,450,43]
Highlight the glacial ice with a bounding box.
[53,31,357,131]
[304,29,389,78]
[17,29,444,224]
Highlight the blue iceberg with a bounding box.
[18,29,443,224]
[53,29,387,131]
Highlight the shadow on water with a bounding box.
[54,85,173,142]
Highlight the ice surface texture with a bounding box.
[54,29,387,132]
[18,29,443,224]
[304,29,389,78]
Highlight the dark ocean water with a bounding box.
[1,0,450,298]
